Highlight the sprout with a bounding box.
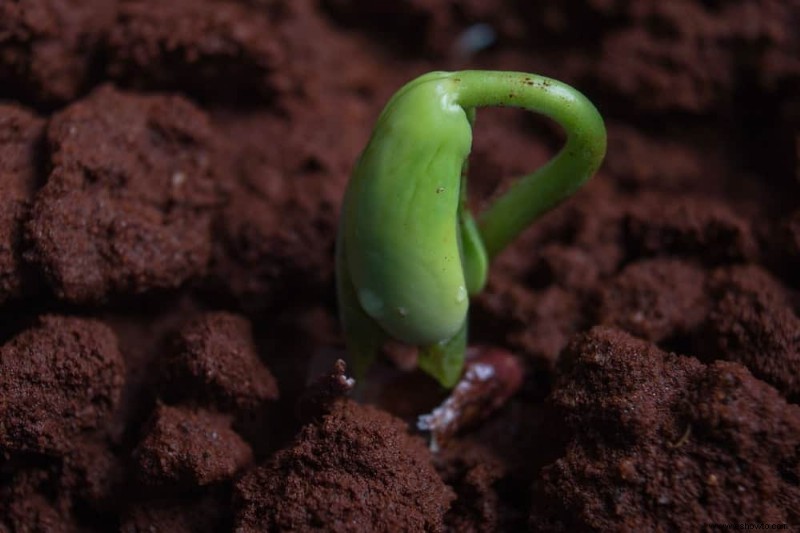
[337,70,606,387]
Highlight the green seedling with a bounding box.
[336,70,606,387]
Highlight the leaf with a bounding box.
[418,320,467,388]
[336,229,387,381]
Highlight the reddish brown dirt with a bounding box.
[0,104,44,305]
[530,327,800,530]
[25,85,222,303]
[0,0,116,105]
[234,399,455,532]
[0,0,798,530]
[132,404,253,487]
[0,315,124,455]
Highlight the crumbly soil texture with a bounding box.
[1,0,799,531]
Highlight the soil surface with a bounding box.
[1,0,799,531]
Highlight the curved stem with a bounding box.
[458,107,488,296]
[453,70,607,259]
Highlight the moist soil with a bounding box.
[1,1,799,531]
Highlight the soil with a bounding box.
[0,0,798,531]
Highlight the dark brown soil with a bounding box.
[0,104,43,304]
[233,399,454,532]
[0,315,124,455]
[132,404,253,487]
[0,0,798,531]
[0,0,116,105]
[106,0,283,102]
[25,85,221,303]
[531,327,800,530]
[596,258,709,342]
[159,311,279,413]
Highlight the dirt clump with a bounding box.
[0,104,44,304]
[597,258,708,342]
[530,327,800,530]
[233,399,455,532]
[0,315,124,455]
[0,0,116,105]
[107,0,283,102]
[159,312,279,412]
[25,85,221,303]
[132,404,253,487]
